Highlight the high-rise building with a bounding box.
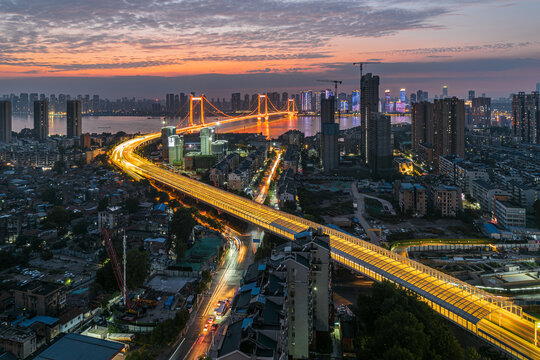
[30,93,38,112]
[433,97,465,168]
[423,91,429,101]
[416,90,423,103]
[244,94,250,110]
[410,93,417,104]
[472,97,491,128]
[0,101,12,143]
[361,73,380,163]
[165,94,175,114]
[231,93,241,113]
[300,91,312,112]
[442,85,448,98]
[468,90,476,101]
[313,91,322,113]
[33,100,49,141]
[411,101,434,152]
[400,88,406,103]
[281,92,288,108]
[161,126,176,160]
[200,127,215,155]
[168,135,184,166]
[179,93,188,117]
[20,93,29,114]
[351,90,360,112]
[537,83,540,93]
[367,113,392,175]
[512,92,539,144]
[320,96,339,173]
[66,100,82,138]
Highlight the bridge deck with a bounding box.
[111,129,540,360]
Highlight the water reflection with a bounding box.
[12,114,410,138]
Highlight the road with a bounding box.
[169,234,253,360]
[254,150,281,204]
[351,181,381,244]
[111,121,540,360]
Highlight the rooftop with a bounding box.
[34,333,124,360]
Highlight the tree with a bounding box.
[355,281,464,360]
[534,200,540,227]
[169,198,180,209]
[126,350,154,360]
[53,160,66,174]
[95,249,150,292]
[98,198,109,212]
[45,206,70,229]
[73,221,88,235]
[41,186,60,204]
[40,249,53,260]
[156,191,169,203]
[125,197,140,214]
[169,208,196,258]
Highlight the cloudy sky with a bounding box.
[0,0,539,98]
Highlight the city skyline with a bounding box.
[0,0,539,97]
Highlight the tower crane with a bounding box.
[102,227,130,308]
[317,79,343,116]
[316,79,342,98]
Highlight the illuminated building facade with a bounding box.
[168,135,184,166]
[512,91,539,144]
[161,126,176,160]
[200,126,215,155]
[351,90,360,112]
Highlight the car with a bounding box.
[211,323,219,331]
[203,324,209,332]
[207,316,215,324]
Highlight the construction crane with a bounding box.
[352,61,382,82]
[352,62,382,109]
[102,227,130,308]
[317,79,342,99]
[317,79,343,116]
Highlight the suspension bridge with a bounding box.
[171,93,298,130]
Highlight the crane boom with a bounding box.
[102,227,129,308]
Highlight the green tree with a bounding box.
[41,186,60,204]
[125,197,140,214]
[73,221,88,235]
[169,207,196,258]
[126,350,154,360]
[45,206,70,229]
[98,198,109,212]
[53,160,66,174]
[95,249,150,291]
[355,281,464,360]
[534,200,540,227]
[157,191,169,203]
[169,198,180,209]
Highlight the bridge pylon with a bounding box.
[257,94,268,121]
[189,94,205,126]
[287,98,296,117]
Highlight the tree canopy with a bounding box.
[169,207,196,258]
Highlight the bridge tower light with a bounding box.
[258,94,267,121]
[189,95,205,126]
[189,94,194,127]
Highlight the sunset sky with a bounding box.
[1,0,539,98]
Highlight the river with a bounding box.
[12,114,410,138]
